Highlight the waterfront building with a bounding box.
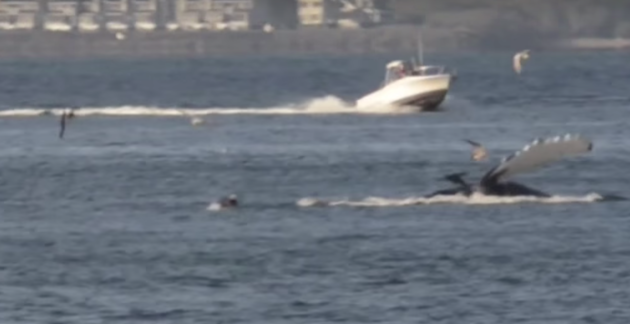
[211,0,253,31]
[172,0,208,30]
[101,0,129,31]
[297,0,337,26]
[336,0,392,27]
[0,0,38,30]
[45,0,76,31]
[77,0,100,31]
[255,0,296,29]
[171,0,280,31]
[131,0,157,30]
[0,0,381,32]
[297,0,391,28]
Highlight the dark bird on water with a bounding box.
[59,108,76,139]
[464,139,488,161]
[208,194,239,211]
[219,194,238,208]
[59,111,67,139]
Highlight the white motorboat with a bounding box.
[356,29,456,112]
[356,60,455,111]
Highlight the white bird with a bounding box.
[263,23,274,33]
[513,50,530,74]
[464,139,488,162]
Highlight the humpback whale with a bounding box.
[424,134,623,200]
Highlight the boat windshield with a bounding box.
[410,65,447,76]
[383,61,452,86]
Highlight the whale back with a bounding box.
[481,134,593,184]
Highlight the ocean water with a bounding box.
[0,51,630,323]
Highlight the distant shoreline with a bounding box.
[558,38,630,50]
[0,26,626,60]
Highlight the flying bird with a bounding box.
[464,139,488,161]
[513,50,530,74]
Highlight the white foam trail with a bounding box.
[289,95,354,113]
[297,192,604,208]
[0,96,426,118]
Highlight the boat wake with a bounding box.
[297,192,605,208]
[0,95,433,118]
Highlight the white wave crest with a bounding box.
[0,95,431,118]
[297,192,604,208]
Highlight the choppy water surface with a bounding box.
[0,51,630,323]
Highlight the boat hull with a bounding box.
[356,74,451,111]
[396,88,448,111]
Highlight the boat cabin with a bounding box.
[383,60,407,84]
[382,60,450,86]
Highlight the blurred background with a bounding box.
[0,0,627,59]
